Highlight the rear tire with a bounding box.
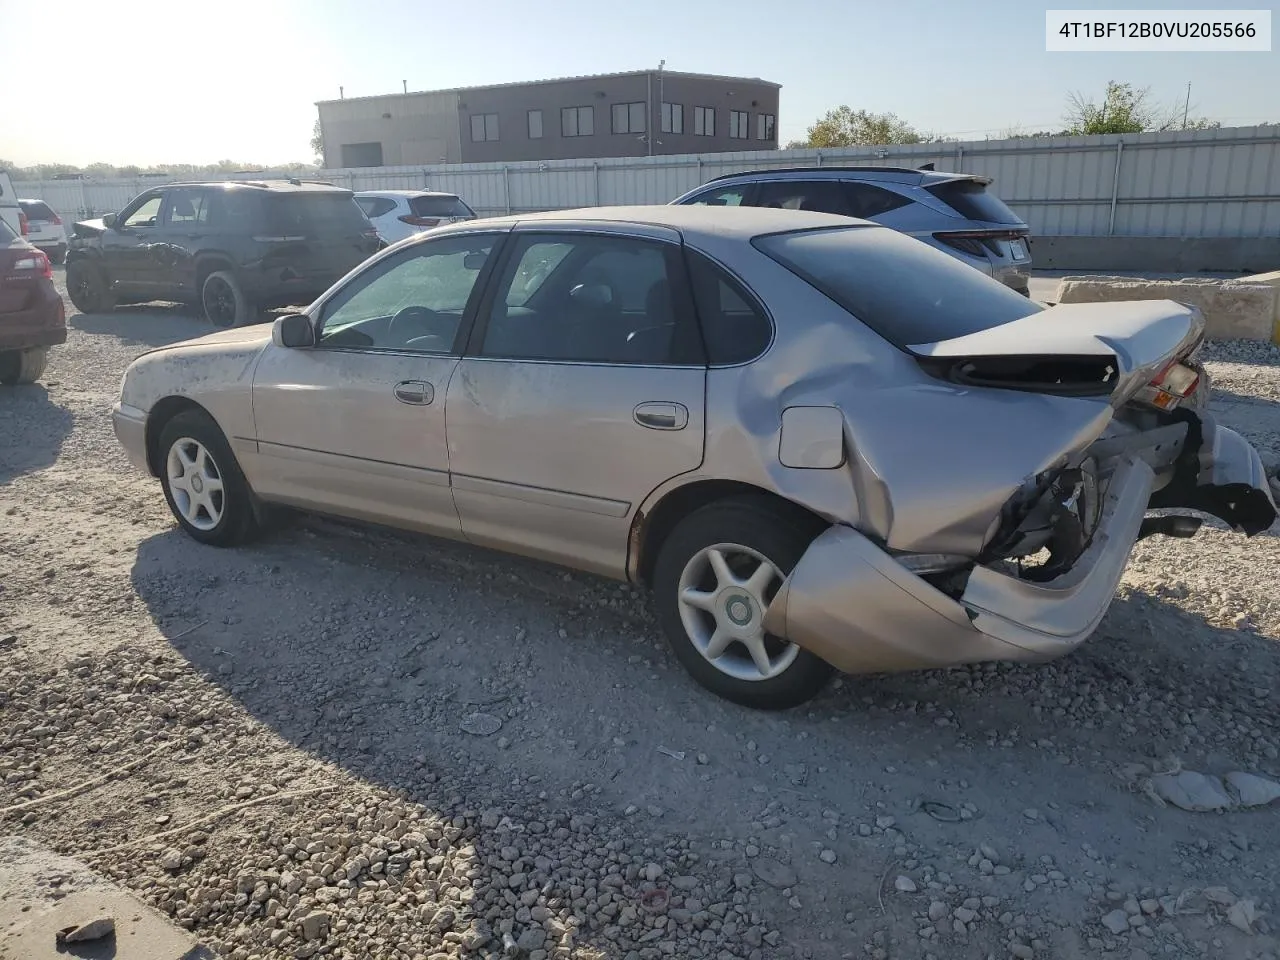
[66,260,115,314]
[652,496,835,709]
[0,348,49,385]
[202,270,254,328]
[157,409,262,546]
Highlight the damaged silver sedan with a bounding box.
[111,206,1277,709]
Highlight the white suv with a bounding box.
[354,190,476,245]
[19,199,67,264]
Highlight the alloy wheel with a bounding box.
[165,437,225,531]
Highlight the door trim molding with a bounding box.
[452,473,630,518]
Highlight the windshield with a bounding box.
[752,225,1043,348]
[410,195,475,218]
[266,193,370,237]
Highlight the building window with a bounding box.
[612,101,646,134]
[757,114,776,141]
[340,142,384,167]
[528,110,543,139]
[562,105,594,137]
[729,110,749,139]
[661,102,683,134]
[694,106,715,137]
[470,113,499,142]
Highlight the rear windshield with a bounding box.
[265,193,370,237]
[926,179,1022,225]
[20,200,56,220]
[752,226,1042,348]
[410,195,474,218]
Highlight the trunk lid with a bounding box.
[907,299,1204,405]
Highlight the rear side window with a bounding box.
[357,196,398,218]
[20,200,56,220]
[0,218,16,242]
[267,194,370,237]
[845,183,912,219]
[926,180,1022,225]
[212,189,260,231]
[753,226,1041,348]
[410,195,475,218]
[687,251,772,365]
[686,185,748,207]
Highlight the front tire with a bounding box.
[66,260,115,314]
[157,409,262,546]
[653,496,834,709]
[202,270,254,328]
[0,348,49,385]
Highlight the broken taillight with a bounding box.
[1137,360,1201,410]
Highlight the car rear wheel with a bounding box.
[66,260,115,314]
[653,496,835,709]
[202,270,254,328]
[158,409,262,546]
[0,348,49,385]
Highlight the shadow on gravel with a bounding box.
[126,512,1280,935]
[71,306,209,349]
[0,384,74,484]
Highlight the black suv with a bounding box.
[66,180,381,327]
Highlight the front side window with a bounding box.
[165,189,211,225]
[562,106,594,137]
[661,102,683,134]
[753,226,1043,348]
[612,101,646,134]
[685,184,748,207]
[694,106,715,137]
[122,194,163,228]
[728,110,749,139]
[317,235,496,352]
[480,233,698,365]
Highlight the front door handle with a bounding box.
[634,401,688,431]
[393,380,434,405]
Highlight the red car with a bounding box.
[1,216,65,385]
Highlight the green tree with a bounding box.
[1063,81,1220,134]
[311,120,325,165]
[790,106,924,148]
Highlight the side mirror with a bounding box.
[272,313,315,348]
[463,251,488,270]
[103,212,117,228]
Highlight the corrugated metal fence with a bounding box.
[14,125,1280,238]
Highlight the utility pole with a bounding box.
[1182,82,1191,129]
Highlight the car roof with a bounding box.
[701,166,990,187]
[157,179,351,194]
[354,190,461,201]
[437,204,874,239]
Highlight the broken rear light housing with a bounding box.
[1135,360,1200,411]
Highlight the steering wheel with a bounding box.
[387,305,445,347]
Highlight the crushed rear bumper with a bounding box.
[764,419,1276,675]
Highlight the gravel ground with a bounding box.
[3,271,1280,960]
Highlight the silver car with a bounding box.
[111,206,1276,709]
[671,166,1033,294]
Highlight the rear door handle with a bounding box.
[394,380,434,405]
[633,401,688,431]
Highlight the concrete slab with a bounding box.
[0,837,211,960]
[1241,270,1280,343]
[1053,276,1278,341]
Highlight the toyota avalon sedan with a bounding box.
[111,206,1276,709]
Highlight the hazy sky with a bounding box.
[1,0,1275,167]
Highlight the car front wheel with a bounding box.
[66,260,115,314]
[158,409,262,546]
[653,496,835,709]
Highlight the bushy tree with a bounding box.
[790,106,924,148]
